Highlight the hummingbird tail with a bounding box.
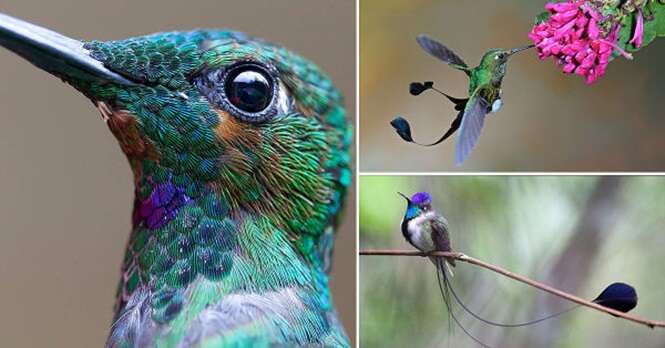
[445,260,454,278]
[431,88,468,111]
[429,256,454,277]
[435,258,493,348]
[391,109,464,148]
[390,116,415,143]
[444,276,638,329]
[443,266,583,328]
[391,82,468,148]
[436,262,638,343]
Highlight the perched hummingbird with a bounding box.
[397,192,639,347]
[391,34,533,165]
[397,191,488,345]
[398,191,455,271]
[0,13,352,347]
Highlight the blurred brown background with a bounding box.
[360,0,665,171]
[0,1,355,347]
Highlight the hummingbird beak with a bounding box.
[0,13,135,85]
[397,192,411,203]
[508,44,535,56]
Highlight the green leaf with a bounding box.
[618,2,665,54]
[535,11,551,25]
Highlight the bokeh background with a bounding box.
[0,1,355,347]
[360,0,665,171]
[360,176,665,348]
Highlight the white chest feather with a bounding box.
[406,211,437,252]
[491,98,503,114]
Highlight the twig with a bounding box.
[360,249,665,329]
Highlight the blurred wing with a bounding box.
[416,34,470,73]
[455,92,490,166]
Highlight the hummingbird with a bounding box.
[391,34,533,166]
[398,192,639,347]
[398,191,455,271]
[398,191,491,346]
[0,13,352,348]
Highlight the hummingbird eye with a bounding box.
[194,62,281,123]
[225,65,273,114]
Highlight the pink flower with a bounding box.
[629,9,644,48]
[529,0,631,84]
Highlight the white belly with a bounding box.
[407,212,436,251]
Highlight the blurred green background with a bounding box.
[360,176,665,347]
[360,0,665,171]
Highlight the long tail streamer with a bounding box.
[433,257,638,347]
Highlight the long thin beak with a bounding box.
[508,44,535,56]
[0,13,134,85]
[397,192,411,203]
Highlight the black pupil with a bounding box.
[225,68,273,113]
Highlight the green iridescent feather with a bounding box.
[0,13,351,348]
[70,30,351,347]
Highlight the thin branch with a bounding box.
[360,249,665,329]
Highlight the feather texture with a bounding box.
[86,30,352,348]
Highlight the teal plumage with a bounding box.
[0,14,351,348]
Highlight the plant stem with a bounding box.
[360,249,665,329]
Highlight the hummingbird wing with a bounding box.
[455,90,490,166]
[416,34,471,75]
[430,215,455,267]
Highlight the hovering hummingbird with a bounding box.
[0,13,351,347]
[391,34,533,166]
[398,192,640,347]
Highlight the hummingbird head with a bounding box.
[479,45,534,78]
[399,191,433,220]
[0,14,353,293]
[1,15,354,341]
[0,14,350,266]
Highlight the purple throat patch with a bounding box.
[133,182,191,230]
